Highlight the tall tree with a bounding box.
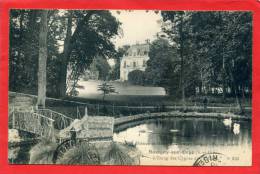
[9,10,121,98]
[188,12,252,113]
[145,38,177,94]
[37,10,49,108]
[109,45,130,80]
[9,10,39,92]
[9,10,63,96]
[161,11,191,108]
[58,11,73,98]
[58,10,120,97]
[95,56,111,81]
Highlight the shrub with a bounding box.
[104,142,135,165]
[128,70,145,85]
[56,142,100,165]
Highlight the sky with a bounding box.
[58,10,162,54]
[110,10,162,48]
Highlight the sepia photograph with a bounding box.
[8,9,252,166]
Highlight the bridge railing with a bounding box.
[9,111,55,137]
[8,106,34,114]
[34,109,74,130]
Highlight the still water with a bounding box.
[113,118,252,166]
[9,117,251,166]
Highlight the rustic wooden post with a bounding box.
[77,106,81,119]
[112,103,115,116]
[85,106,88,117]
[49,120,55,140]
[31,113,36,133]
[111,117,114,133]
[75,107,77,119]
[12,109,15,129]
[70,127,77,142]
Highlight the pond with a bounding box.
[113,117,252,166]
[9,117,251,166]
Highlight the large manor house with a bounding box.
[120,41,150,81]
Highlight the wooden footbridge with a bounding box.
[8,93,74,137]
[9,107,74,137]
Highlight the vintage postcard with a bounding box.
[7,9,252,167]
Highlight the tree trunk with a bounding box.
[179,14,186,109]
[37,10,48,108]
[28,10,38,85]
[12,11,24,91]
[58,12,73,97]
[25,10,38,89]
[222,55,227,101]
[228,65,244,114]
[222,83,226,100]
[200,68,204,95]
[242,84,246,105]
[219,12,226,102]
[102,93,105,103]
[58,11,95,97]
[234,85,244,114]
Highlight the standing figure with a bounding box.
[203,97,208,111]
[85,106,88,117]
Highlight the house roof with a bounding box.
[125,43,150,57]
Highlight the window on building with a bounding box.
[124,61,126,68]
[143,60,146,67]
[133,62,136,68]
[137,49,140,55]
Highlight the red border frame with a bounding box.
[0,0,260,174]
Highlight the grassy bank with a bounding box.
[64,94,252,107]
[9,91,252,120]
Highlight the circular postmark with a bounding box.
[193,152,228,166]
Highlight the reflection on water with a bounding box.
[9,117,251,166]
[113,118,251,166]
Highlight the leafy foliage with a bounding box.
[109,45,130,80]
[95,56,111,81]
[97,82,117,102]
[9,10,121,98]
[144,11,252,112]
[56,142,100,165]
[104,142,135,165]
[60,10,121,96]
[128,70,146,85]
[146,11,251,99]
[145,38,178,94]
